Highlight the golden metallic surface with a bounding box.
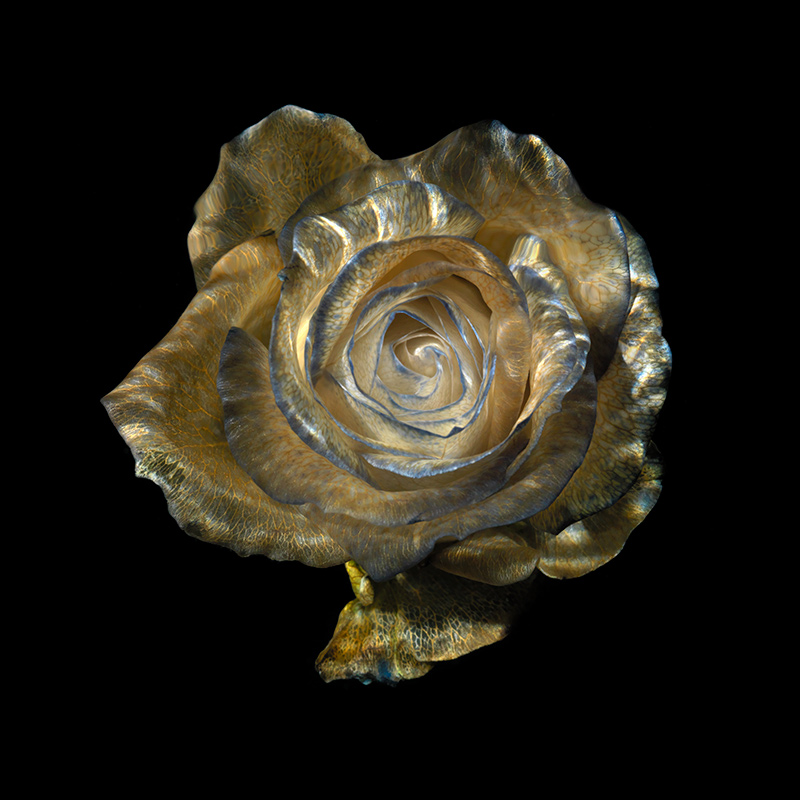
[189,106,380,289]
[104,107,671,683]
[316,561,534,684]
[102,238,347,566]
[535,445,664,579]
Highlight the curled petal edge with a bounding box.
[103,238,347,567]
[189,105,380,289]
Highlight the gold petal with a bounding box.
[217,326,525,534]
[315,561,534,684]
[535,445,663,578]
[502,234,592,479]
[277,161,408,264]
[429,442,663,584]
[102,238,346,567]
[188,106,380,289]
[287,180,484,288]
[428,522,541,586]
[525,216,671,538]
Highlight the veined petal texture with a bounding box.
[103,238,346,566]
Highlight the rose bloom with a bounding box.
[103,106,671,684]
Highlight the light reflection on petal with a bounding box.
[190,106,381,289]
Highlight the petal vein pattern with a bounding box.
[103,238,346,566]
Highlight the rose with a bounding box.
[103,106,670,684]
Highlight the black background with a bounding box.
[77,52,710,743]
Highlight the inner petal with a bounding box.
[312,254,530,468]
[338,274,492,434]
[379,314,444,393]
[346,277,488,418]
[393,325,442,379]
[373,300,468,412]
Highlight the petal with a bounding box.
[427,522,541,586]
[501,233,592,479]
[102,238,346,567]
[315,561,535,684]
[428,444,663,584]
[188,106,380,289]
[535,445,664,578]
[524,216,671,538]
[277,161,408,266]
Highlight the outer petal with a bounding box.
[427,446,663,585]
[188,106,380,289]
[524,215,671,540]
[102,238,346,567]
[535,445,663,578]
[315,561,534,684]
[426,522,541,586]
[412,122,631,379]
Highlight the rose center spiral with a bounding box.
[390,321,443,379]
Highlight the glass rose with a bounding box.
[103,106,671,684]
